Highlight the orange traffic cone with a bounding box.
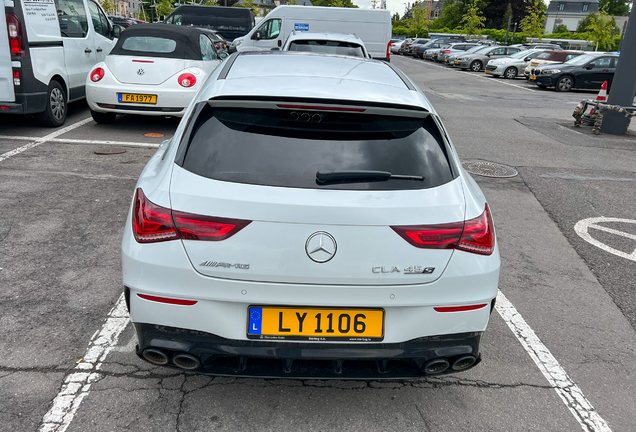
[595,81,608,102]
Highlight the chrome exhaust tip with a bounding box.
[422,358,450,375]
[173,353,201,370]
[142,348,169,365]
[451,355,477,371]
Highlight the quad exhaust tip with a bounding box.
[142,348,169,365]
[422,358,450,374]
[173,353,201,370]
[452,355,476,371]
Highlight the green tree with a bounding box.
[392,12,400,22]
[234,0,261,16]
[436,0,465,29]
[501,3,513,30]
[371,0,379,8]
[554,23,569,33]
[155,0,175,19]
[589,11,615,50]
[519,0,546,39]
[599,0,630,16]
[406,1,430,36]
[287,0,299,4]
[312,0,358,7]
[100,0,116,14]
[461,0,486,38]
[577,12,598,32]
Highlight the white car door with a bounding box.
[0,11,14,102]
[87,0,116,62]
[250,18,283,51]
[56,0,96,98]
[199,35,223,75]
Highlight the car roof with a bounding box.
[287,32,364,44]
[198,52,433,112]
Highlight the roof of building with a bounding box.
[198,52,433,112]
[547,0,599,14]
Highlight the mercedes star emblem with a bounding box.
[305,232,337,263]
[137,68,145,76]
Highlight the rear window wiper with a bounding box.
[316,170,424,184]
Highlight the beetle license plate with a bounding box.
[247,306,384,342]
[118,93,157,104]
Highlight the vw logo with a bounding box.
[305,232,337,263]
[137,68,145,76]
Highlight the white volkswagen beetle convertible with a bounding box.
[86,24,224,123]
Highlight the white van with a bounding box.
[235,6,392,61]
[1,0,120,126]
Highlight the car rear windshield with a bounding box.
[121,37,177,53]
[288,40,365,57]
[179,106,453,191]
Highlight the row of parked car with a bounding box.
[390,38,619,93]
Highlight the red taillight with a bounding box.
[137,294,197,306]
[276,104,365,112]
[133,189,178,243]
[6,14,25,56]
[434,304,488,313]
[132,188,251,244]
[456,204,495,255]
[391,204,495,255]
[90,67,104,82]
[386,40,391,58]
[443,49,451,53]
[178,73,196,87]
[172,211,251,241]
[13,70,20,86]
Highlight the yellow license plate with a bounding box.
[531,62,539,67]
[530,75,536,80]
[454,61,459,64]
[486,70,490,74]
[118,93,157,104]
[445,59,448,62]
[247,306,384,342]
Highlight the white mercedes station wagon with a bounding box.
[122,51,500,379]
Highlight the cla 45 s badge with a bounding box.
[372,266,435,274]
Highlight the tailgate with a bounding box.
[170,166,466,286]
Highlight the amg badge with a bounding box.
[372,266,435,274]
[200,261,249,269]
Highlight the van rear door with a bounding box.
[0,10,15,102]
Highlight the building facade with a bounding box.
[544,0,599,33]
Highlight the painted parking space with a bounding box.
[575,217,636,262]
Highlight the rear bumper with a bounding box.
[134,322,484,379]
[0,91,47,114]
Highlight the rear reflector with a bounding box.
[137,294,197,306]
[391,204,495,255]
[132,188,251,244]
[434,304,488,313]
[276,104,365,112]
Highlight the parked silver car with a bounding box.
[484,49,545,79]
[455,46,522,71]
[446,45,489,66]
[437,43,480,63]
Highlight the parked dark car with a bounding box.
[405,38,430,56]
[164,5,255,42]
[413,38,461,59]
[199,28,229,55]
[530,53,619,92]
[108,16,137,28]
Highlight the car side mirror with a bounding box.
[585,63,594,70]
[524,56,531,61]
[113,25,122,39]
[253,31,262,41]
[486,53,491,57]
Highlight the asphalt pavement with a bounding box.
[1,55,635,432]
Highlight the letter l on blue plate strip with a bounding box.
[248,307,262,334]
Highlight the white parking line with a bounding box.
[0,118,93,163]
[496,291,612,432]
[0,135,160,148]
[38,294,130,432]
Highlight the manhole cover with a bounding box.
[144,132,165,138]
[94,148,127,155]
[462,160,518,178]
